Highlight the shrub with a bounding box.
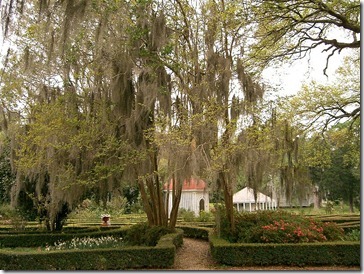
[124,222,149,246]
[177,225,210,240]
[178,208,195,222]
[258,219,329,243]
[321,221,345,240]
[0,229,184,270]
[210,235,360,267]
[344,229,360,241]
[218,210,344,244]
[144,226,175,246]
[124,223,175,246]
[197,211,212,222]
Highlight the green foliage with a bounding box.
[176,225,210,240]
[0,204,20,220]
[321,222,345,241]
[0,225,183,270]
[124,223,174,246]
[210,236,360,266]
[178,208,196,222]
[197,210,213,222]
[344,229,360,242]
[219,210,344,244]
[45,235,125,251]
[249,0,360,69]
[121,186,142,214]
[0,137,14,204]
[0,227,128,248]
[0,234,180,270]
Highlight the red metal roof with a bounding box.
[163,177,207,191]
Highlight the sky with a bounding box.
[261,48,348,97]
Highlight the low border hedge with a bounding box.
[0,227,129,248]
[176,225,211,240]
[0,229,183,270]
[210,235,360,266]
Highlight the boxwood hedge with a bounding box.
[210,235,360,266]
[0,229,183,270]
[0,226,129,248]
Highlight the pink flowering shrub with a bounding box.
[219,209,344,244]
[259,219,332,243]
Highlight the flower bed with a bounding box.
[0,226,128,248]
[175,225,360,267]
[0,229,183,270]
[219,210,346,244]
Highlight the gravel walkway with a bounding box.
[171,238,361,271]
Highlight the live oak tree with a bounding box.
[303,120,360,212]
[1,0,144,229]
[276,52,360,210]
[323,120,360,212]
[288,53,360,131]
[4,0,258,232]
[3,0,339,232]
[0,135,14,204]
[248,0,360,75]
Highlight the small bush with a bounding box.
[144,226,174,246]
[124,223,174,246]
[177,225,210,240]
[178,208,195,222]
[197,211,212,222]
[344,229,360,241]
[321,221,345,241]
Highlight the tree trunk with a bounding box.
[138,179,155,225]
[168,176,183,229]
[349,192,354,213]
[313,185,321,209]
[219,172,235,233]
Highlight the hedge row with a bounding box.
[176,225,211,240]
[0,229,183,270]
[0,226,101,234]
[0,226,129,247]
[210,236,360,266]
[162,226,360,267]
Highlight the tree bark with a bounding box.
[168,176,183,229]
[313,186,321,209]
[219,172,235,233]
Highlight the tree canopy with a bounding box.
[248,0,360,75]
[0,0,360,229]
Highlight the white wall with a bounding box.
[164,189,209,217]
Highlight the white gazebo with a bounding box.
[163,177,209,217]
[233,187,276,212]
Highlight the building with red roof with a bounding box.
[163,177,209,217]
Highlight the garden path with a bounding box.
[171,237,361,271]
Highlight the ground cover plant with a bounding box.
[45,235,125,251]
[219,210,345,244]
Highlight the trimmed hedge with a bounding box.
[177,225,211,240]
[0,227,129,247]
[0,226,101,234]
[210,235,360,266]
[0,229,183,270]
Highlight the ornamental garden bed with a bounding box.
[177,211,361,267]
[0,224,183,270]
